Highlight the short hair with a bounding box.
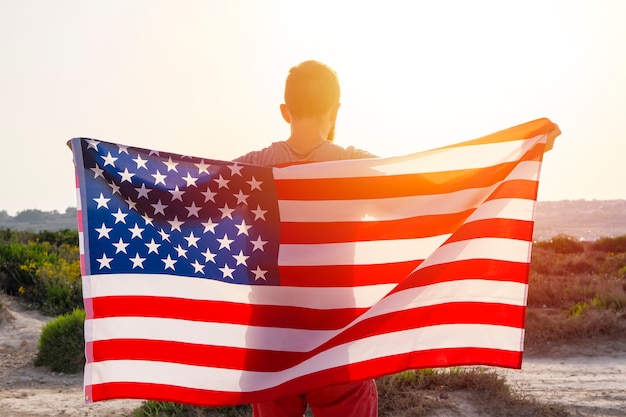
[284,60,340,119]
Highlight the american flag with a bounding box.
[71,118,560,406]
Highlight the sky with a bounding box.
[1,0,625,215]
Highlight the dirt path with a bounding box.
[1,293,625,416]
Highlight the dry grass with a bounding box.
[375,368,568,417]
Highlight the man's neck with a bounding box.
[286,118,331,153]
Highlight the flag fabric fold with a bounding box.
[70,118,560,406]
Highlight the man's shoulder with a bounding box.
[233,141,289,165]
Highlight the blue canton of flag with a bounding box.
[72,138,280,285]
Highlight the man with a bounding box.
[234,60,379,417]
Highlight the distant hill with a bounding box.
[1,200,625,241]
[533,199,626,241]
[0,208,77,232]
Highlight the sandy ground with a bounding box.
[1,293,625,417]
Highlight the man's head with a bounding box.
[281,60,340,123]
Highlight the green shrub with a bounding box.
[0,238,82,315]
[534,234,585,254]
[35,308,86,373]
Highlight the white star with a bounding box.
[86,139,100,150]
[149,150,160,156]
[142,213,154,226]
[251,205,267,221]
[217,233,234,250]
[250,235,267,252]
[168,216,184,231]
[214,174,229,189]
[90,165,104,179]
[118,168,135,183]
[201,248,217,263]
[108,181,121,195]
[169,185,184,202]
[96,254,113,269]
[232,250,249,266]
[219,263,235,279]
[133,154,148,169]
[151,199,168,215]
[233,190,249,205]
[246,176,263,191]
[117,145,129,154]
[182,172,198,187]
[185,202,201,218]
[158,229,171,242]
[125,197,137,211]
[218,203,235,220]
[135,183,151,199]
[101,152,118,167]
[162,254,177,270]
[145,238,161,254]
[93,193,111,209]
[195,160,210,174]
[111,208,128,224]
[235,219,251,236]
[112,238,129,254]
[130,253,146,269]
[95,223,112,239]
[151,170,167,186]
[184,231,200,248]
[128,223,145,239]
[251,266,268,281]
[174,244,188,259]
[191,260,205,273]
[201,186,217,203]
[201,218,218,233]
[163,156,178,172]
[228,163,244,176]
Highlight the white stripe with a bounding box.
[85,273,393,310]
[418,238,532,270]
[76,188,82,209]
[277,161,541,223]
[273,135,546,180]
[467,198,535,223]
[86,279,526,351]
[86,324,523,392]
[278,234,450,266]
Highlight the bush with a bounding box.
[35,308,86,373]
[534,234,585,254]
[590,235,626,253]
[0,237,82,315]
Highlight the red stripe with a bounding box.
[275,143,544,200]
[280,210,474,244]
[280,213,532,245]
[77,209,83,232]
[391,259,530,295]
[446,218,533,243]
[87,346,522,406]
[487,179,538,201]
[90,296,365,330]
[88,302,524,371]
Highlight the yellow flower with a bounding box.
[18,286,25,295]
